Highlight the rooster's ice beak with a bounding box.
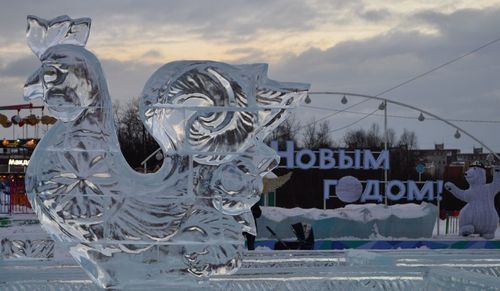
[24,68,43,101]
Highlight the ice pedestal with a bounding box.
[68,242,244,288]
[0,220,54,259]
[0,238,54,259]
[2,249,500,290]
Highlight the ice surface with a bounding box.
[2,249,500,290]
[22,15,309,289]
[2,219,499,289]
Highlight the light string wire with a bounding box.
[304,104,500,124]
[302,34,500,131]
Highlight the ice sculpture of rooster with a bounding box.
[23,15,309,289]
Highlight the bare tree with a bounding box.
[302,121,317,149]
[343,123,384,148]
[344,128,367,148]
[116,98,159,170]
[112,100,121,129]
[386,128,397,147]
[316,121,334,148]
[302,119,335,149]
[366,123,382,148]
[265,114,301,149]
[398,129,418,149]
[343,123,398,148]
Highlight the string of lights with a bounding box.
[304,104,500,124]
[326,108,379,133]
[307,91,500,159]
[297,98,372,131]
[302,33,500,132]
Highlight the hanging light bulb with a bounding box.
[11,115,21,124]
[418,112,425,122]
[341,95,348,104]
[454,129,461,139]
[378,102,386,110]
[304,95,311,104]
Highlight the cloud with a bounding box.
[0,56,38,78]
[273,6,500,90]
[269,6,500,150]
[224,47,266,63]
[357,9,391,22]
[100,58,163,102]
[0,0,371,71]
[1,2,500,150]
[141,50,162,58]
[410,7,500,53]
[270,29,433,91]
[0,55,161,107]
[0,0,327,46]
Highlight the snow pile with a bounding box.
[257,203,437,239]
[262,203,435,222]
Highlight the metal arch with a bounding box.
[309,91,500,161]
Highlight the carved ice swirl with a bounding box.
[23,15,309,289]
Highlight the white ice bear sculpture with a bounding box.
[445,166,500,239]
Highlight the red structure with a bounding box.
[0,103,52,216]
[0,139,38,215]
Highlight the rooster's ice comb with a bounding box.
[27,15,91,59]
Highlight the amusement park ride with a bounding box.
[0,103,56,138]
[0,103,56,215]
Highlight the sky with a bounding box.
[1,0,500,153]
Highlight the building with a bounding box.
[457,147,494,167]
[409,144,460,179]
[0,138,38,215]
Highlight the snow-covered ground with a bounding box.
[2,205,499,246]
[1,205,498,264]
[1,210,500,290]
[261,203,436,222]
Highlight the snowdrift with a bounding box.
[257,203,437,239]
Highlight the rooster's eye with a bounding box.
[42,64,67,87]
[43,68,57,83]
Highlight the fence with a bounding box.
[0,179,33,215]
[440,210,460,235]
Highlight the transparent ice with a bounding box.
[2,249,500,290]
[23,15,309,289]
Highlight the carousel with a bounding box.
[0,103,56,215]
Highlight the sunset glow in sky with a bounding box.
[1,0,500,151]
